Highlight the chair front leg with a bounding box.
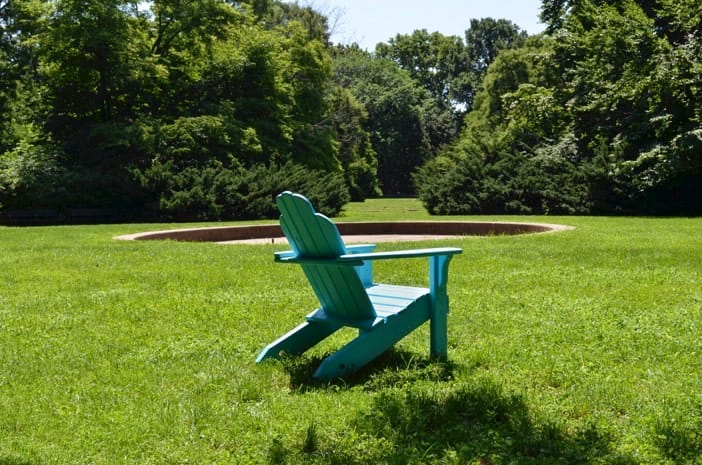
[429,254,454,359]
[257,320,342,362]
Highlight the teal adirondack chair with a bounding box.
[256,191,462,380]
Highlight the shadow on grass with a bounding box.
[280,349,457,392]
[653,411,702,463]
[344,380,637,465]
[288,379,638,465]
[273,352,637,464]
[0,457,35,465]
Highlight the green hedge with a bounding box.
[138,160,349,220]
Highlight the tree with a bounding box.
[132,3,352,216]
[375,20,528,116]
[0,0,13,128]
[1,0,360,217]
[150,0,240,57]
[539,0,572,33]
[263,1,333,44]
[417,0,702,215]
[42,0,144,126]
[0,0,73,210]
[0,0,47,151]
[376,30,468,115]
[464,18,528,84]
[334,47,441,195]
[325,86,380,200]
[547,0,702,213]
[415,36,592,215]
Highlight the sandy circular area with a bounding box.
[115,221,573,244]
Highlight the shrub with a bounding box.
[134,115,351,220]
[0,134,70,209]
[415,134,593,215]
[414,154,483,215]
[139,160,349,220]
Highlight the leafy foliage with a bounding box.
[139,160,349,220]
[2,0,699,218]
[376,29,469,116]
[0,132,68,209]
[419,1,702,215]
[325,87,381,200]
[377,20,527,118]
[0,0,362,217]
[333,47,441,195]
[134,115,349,219]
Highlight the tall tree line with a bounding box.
[338,19,525,195]
[0,0,373,219]
[416,0,702,215]
[0,0,526,219]
[4,0,696,219]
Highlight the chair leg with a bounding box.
[429,254,453,359]
[313,303,428,380]
[256,320,342,363]
[429,304,448,359]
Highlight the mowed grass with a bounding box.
[1,199,701,464]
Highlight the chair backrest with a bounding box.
[276,191,375,322]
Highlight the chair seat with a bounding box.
[307,284,430,330]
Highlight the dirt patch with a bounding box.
[115,221,574,244]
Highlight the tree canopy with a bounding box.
[1,0,699,221]
[0,0,363,218]
[417,0,702,215]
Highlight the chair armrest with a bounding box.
[274,250,296,261]
[337,247,462,263]
[274,244,378,265]
[276,246,462,271]
[345,244,376,254]
[274,252,345,265]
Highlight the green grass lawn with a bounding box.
[1,198,701,464]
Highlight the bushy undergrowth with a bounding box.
[138,160,350,220]
[414,138,593,215]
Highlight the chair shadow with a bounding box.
[294,377,637,465]
[279,352,638,464]
[280,348,457,392]
[346,379,638,465]
[0,457,35,465]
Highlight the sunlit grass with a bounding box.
[0,202,700,464]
